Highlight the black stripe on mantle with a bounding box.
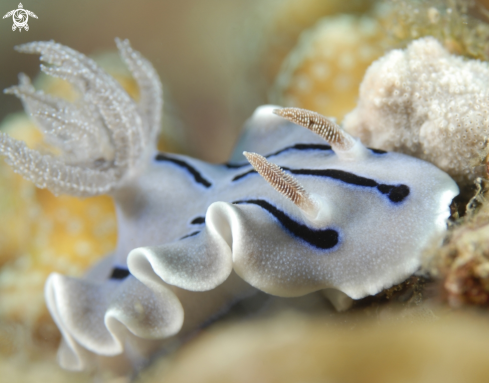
[180,231,201,240]
[224,144,386,169]
[155,154,212,188]
[233,168,409,203]
[110,267,130,280]
[190,216,206,225]
[233,199,339,250]
[225,143,332,169]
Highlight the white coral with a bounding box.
[0,39,162,196]
[343,37,489,191]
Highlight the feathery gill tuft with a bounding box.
[0,39,162,196]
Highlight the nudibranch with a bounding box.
[0,40,458,372]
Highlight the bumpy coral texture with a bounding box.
[343,37,489,191]
[424,178,489,308]
[241,0,375,107]
[271,14,384,121]
[378,0,489,61]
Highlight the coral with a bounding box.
[137,311,489,383]
[0,321,93,383]
[270,14,385,121]
[0,357,93,383]
[378,0,489,60]
[343,37,489,195]
[424,178,489,307]
[253,0,375,80]
[0,190,117,337]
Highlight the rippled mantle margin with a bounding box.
[0,39,162,197]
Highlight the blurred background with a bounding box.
[3,0,489,382]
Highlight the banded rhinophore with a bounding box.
[0,40,459,372]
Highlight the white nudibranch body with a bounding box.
[0,41,459,372]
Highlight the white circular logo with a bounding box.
[3,3,38,32]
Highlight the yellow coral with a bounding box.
[271,14,385,121]
[379,0,489,60]
[253,0,376,87]
[233,0,376,123]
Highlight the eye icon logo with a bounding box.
[3,3,38,32]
